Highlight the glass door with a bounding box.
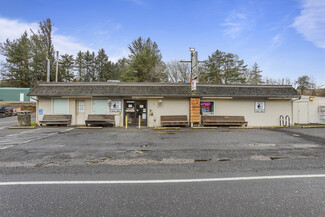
[124,100,147,126]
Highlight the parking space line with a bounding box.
[0,145,13,150]
[0,174,325,186]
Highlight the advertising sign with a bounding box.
[255,101,265,113]
[191,51,198,79]
[110,100,122,112]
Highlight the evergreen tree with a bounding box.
[202,50,246,84]
[38,18,55,81]
[95,49,109,82]
[0,31,32,87]
[202,50,224,83]
[122,37,166,82]
[29,31,47,84]
[247,62,263,85]
[83,50,96,81]
[59,54,75,82]
[117,58,129,80]
[223,53,246,84]
[75,51,85,81]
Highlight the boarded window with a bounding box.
[92,99,108,114]
[53,98,69,114]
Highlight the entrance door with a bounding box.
[124,100,147,126]
[76,100,86,125]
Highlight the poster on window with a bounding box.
[200,101,214,115]
[110,100,122,112]
[255,101,265,113]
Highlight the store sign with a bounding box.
[255,101,265,113]
[191,79,197,91]
[110,100,122,112]
[191,51,198,79]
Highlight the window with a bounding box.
[53,98,69,114]
[77,101,85,113]
[92,99,108,114]
[200,101,214,115]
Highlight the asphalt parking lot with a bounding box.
[1,119,325,217]
[0,123,324,179]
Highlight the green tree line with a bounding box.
[0,18,313,89]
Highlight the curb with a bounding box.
[301,125,325,128]
[229,126,255,129]
[76,127,103,129]
[8,126,36,129]
[153,127,181,130]
[260,126,285,129]
[192,127,217,129]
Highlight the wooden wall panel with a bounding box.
[190,98,200,123]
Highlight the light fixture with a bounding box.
[189,47,195,52]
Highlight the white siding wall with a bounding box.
[36,97,293,127]
[211,99,292,126]
[37,97,52,125]
[293,96,325,124]
[147,98,189,127]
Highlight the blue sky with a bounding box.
[0,0,324,86]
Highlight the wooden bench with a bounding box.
[160,115,188,127]
[85,114,115,126]
[39,114,72,126]
[201,115,248,126]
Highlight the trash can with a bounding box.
[17,112,31,126]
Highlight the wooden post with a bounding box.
[125,115,128,129]
[138,115,141,129]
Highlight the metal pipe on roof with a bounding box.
[46,58,50,82]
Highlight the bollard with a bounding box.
[125,115,128,129]
[138,115,141,129]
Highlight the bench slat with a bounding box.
[160,115,188,127]
[40,114,72,126]
[85,114,115,126]
[202,115,247,126]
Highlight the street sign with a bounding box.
[191,51,198,79]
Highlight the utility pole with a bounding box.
[55,51,59,82]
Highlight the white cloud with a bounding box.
[52,35,94,55]
[293,0,325,48]
[0,18,38,42]
[272,34,282,48]
[0,17,129,62]
[0,17,94,56]
[108,47,129,62]
[222,11,249,38]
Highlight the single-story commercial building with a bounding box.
[28,82,299,127]
[293,96,325,124]
[0,87,31,102]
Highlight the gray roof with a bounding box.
[28,82,299,98]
